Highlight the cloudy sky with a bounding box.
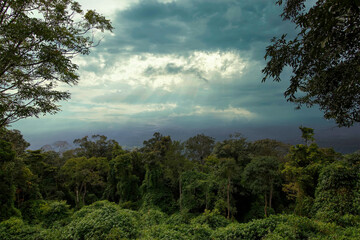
[12,0,360,152]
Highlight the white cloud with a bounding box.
[77,50,247,90]
[77,0,138,16]
[55,50,253,124]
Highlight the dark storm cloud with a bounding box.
[101,0,295,57]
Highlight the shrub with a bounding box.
[140,208,167,227]
[166,212,192,225]
[20,200,46,224]
[140,224,187,240]
[190,209,230,229]
[0,217,42,240]
[60,200,139,239]
[39,200,72,227]
[313,162,359,225]
[139,223,212,240]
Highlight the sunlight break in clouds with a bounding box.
[77,50,247,91]
[170,105,256,120]
[63,50,252,123]
[77,0,138,15]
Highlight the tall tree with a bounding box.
[313,161,359,224]
[141,132,172,160]
[263,0,360,127]
[0,128,29,155]
[185,134,215,165]
[73,135,119,160]
[243,156,281,217]
[61,157,109,207]
[0,0,113,127]
[217,158,239,219]
[213,133,250,167]
[112,152,142,204]
[299,126,315,146]
[140,133,175,212]
[163,141,192,211]
[23,150,60,200]
[250,138,289,160]
[180,170,209,213]
[0,140,18,220]
[282,139,339,216]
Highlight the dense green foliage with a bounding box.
[0,127,360,239]
[263,0,360,127]
[1,0,359,239]
[0,0,113,127]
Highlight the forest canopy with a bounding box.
[0,129,360,239]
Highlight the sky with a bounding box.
[11,0,360,152]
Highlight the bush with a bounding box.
[191,209,231,229]
[166,212,192,225]
[0,217,42,240]
[19,200,72,227]
[242,198,266,222]
[20,200,46,224]
[60,200,139,239]
[140,224,188,240]
[183,223,213,240]
[210,214,350,240]
[140,208,167,227]
[39,200,72,227]
[211,217,278,240]
[139,223,212,240]
[313,162,359,225]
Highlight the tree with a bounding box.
[163,141,193,211]
[0,140,18,220]
[140,133,176,212]
[217,158,239,219]
[185,134,215,165]
[243,156,281,217]
[23,150,60,200]
[111,152,142,204]
[0,0,113,127]
[0,128,29,155]
[263,0,360,127]
[299,126,315,146]
[73,135,119,160]
[313,161,359,224]
[213,133,250,166]
[250,139,289,159]
[104,151,144,204]
[180,170,209,213]
[141,132,172,160]
[61,157,109,207]
[282,138,339,216]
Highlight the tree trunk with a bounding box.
[75,186,79,207]
[227,176,230,219]
[179,178,182,211]
[82,183,87,206]
[205,190,208,210]
[264,192,268,217]
[16,189,20,208]
[269,182,273,209]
